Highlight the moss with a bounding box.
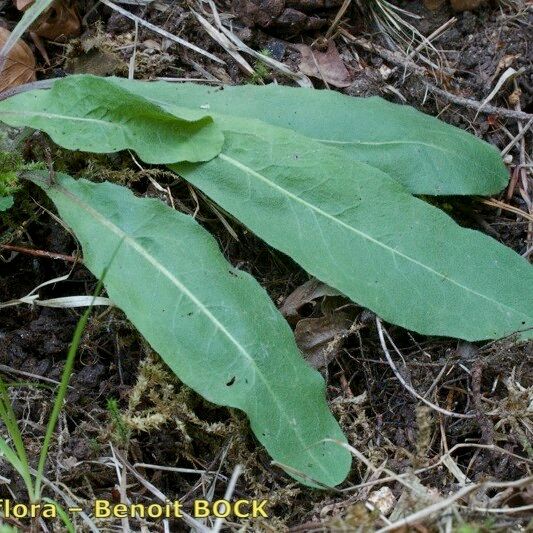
[249,49,273,85]
[0,150,24,196]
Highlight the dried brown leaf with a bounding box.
[294,41,351,88]
[280,278,340,324]
[14,0,34,9]
[15,0,80,40]
[0,27,36,93]
[294,314,351,369]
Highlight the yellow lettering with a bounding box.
[146,504,163,518]
[12,504,28,519]
[30,504,42,518]
[130,503,145,518]
[113,503,128,518]
[95,500,111,518]
[234,499,250,518]
[42,504,57,519]
[1,500,10,517]
[252,500,268,518]
[194,500,210,517]
[172,501,183,517]
[212,500,230,518]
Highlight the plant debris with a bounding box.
[0,27,36,92]
[0,0,531,530]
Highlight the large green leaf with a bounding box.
[31,172,351,488]
[109,78,508,196]
[0,76,223,164]
[3,77,530,340]
[172,114,533,341]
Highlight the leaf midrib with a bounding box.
[218,153,527,323]
[55,183,331,480]
[141,94,497,183]
[315,138,496,180]
[317,139,450,149]
[1,110,122,126]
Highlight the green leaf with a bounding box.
[3,77,529,340]
[0,76,223,164]
[109,78,508,196]
[172,115,533,341]
[31,172,351,488]
[0,195,13,211]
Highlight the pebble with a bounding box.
[367,487,396,516]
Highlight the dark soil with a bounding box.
[0,0,532,531]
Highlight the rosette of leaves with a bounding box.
[1,75,531,488]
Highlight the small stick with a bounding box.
[392,16,457,79]
[341,30,533,122]
[0,79,55,101]
[376,476,533,533]
[506,164,522,205]
[479,198,533,223]
[376,318,474,419]
[326,0,353,40]
[426,83,533,122]
[0,244,79,263]
[99,0,224,65]
[501,118,533,157]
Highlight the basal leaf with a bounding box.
[172,115,533,341]
[0,76,223,164]
[110,78,508,196]
[31,172,351,488]
[3,77,529,341]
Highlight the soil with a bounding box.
[0,0,532,531]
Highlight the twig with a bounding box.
[111,447,209,532]
[468,503,533,515]
[476,67,525,118]
[341,30,533,122]
[193,10,254,75]
[202,0,312,87]
[394,16,457,79]
[522,243,533,258]
[339,442,532,494]
[328,439,426,492]
[212,464,243,533]
[109,444,131,533]
[426,83,533,122]
[342,29,428,76]
[501,117,533,156]
[0,364,62,386]
[98,0,224,64]
[0,243,79,263]
[376,476,533,533]
[512,79,533,250]
[377,484,474,532]
[325,0,353,40]
[376,318,474,419]
[0,78,54,101]
[479,198,533,223]
[471,359,494,445]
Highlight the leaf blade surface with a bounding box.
[33,172,351,487]
[172,116,533,341]
[0,76,223,164]
[110,78,508,195]
[3,77,529,340]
